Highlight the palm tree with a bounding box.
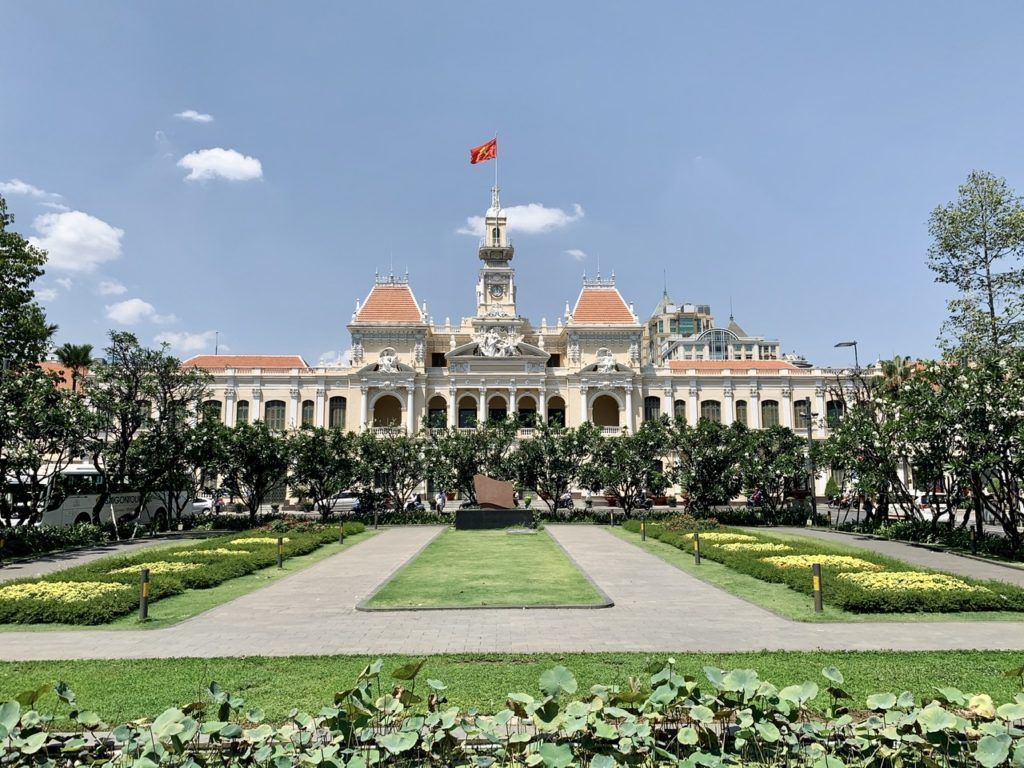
[879,355,915,394]
[54,342,93,392]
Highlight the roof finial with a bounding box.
[663,269,669,299]
[729,295,734,322]
[490,185,501,212]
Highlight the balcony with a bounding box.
[367,426,404,436]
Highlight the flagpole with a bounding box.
[494,131,499,196]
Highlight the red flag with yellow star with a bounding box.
[469,138,497,164]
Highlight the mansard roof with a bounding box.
[570,281,637,325]
[354,278,425,324]
[183,354,310,370]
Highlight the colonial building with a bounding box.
[185,187,852,494]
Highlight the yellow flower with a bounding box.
[229,537,290,546]
[762,554,882,571]
[684,533,757,543]
[110,561,202,575]
[172,548,251,557]
[0,581,131,603]
[720,542,793,552]
[837,571,990,593]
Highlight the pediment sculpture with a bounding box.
[596,348,617,372]
[474,326,523,357]
[378,349,399,373]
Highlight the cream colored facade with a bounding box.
[187,188,855,495]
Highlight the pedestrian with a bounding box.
[513,490,520,508]
[435,489,446,513]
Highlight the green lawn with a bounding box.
[366,529,606,608]
[611,527,1024,622]
[2,651,1021,725]
[0,531,377,632]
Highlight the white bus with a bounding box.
[33,464,174,528]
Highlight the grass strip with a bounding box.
[367,528,605,608]
[611,527,1024,622]
[1,651,1021,725]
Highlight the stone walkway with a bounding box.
[0,533,216,584]
[764,527,1024,587]
[0,525,1021,660]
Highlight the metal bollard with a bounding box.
[811,563,823,613]
[338,523,345,545]
[139,568,151,620]
[693,532,701,565]
[640,519,646,541]
[970,528,977,556]
[277,536,284,569]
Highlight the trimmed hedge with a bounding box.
[624,519,1024,613]
[0,523,109,560]
[0,521,364,625]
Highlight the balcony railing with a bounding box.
[367,426,404,436]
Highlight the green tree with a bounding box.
[671,420,746,514]
[422,419,517,504]
[53,342,93,393]
[583,420,670,517]
[289,426,360,519]
[742,425,815,523]
[356,431,425,517]
[0,194,53,370]
[508,422,602,512]
[218,421,290,523]
[928,170,1024,354]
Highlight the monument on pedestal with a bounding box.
[454,474,534,529]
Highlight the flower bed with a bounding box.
[0,521,365,625]
[623,518,1024,613]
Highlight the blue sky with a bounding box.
[3,2,1023,367]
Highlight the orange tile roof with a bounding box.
[571,287,636,324]
[183,354,309,370]
[668,360,799,371]
[39,361,76,389]
[355,284,424,323]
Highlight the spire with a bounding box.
[489,185,501,214]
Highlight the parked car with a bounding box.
[328,491,360,514]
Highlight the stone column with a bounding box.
[624,386,634,432]
[508,387,517,418]
[688,383,699,424]
[580,385,589,424]
[288,387,300,430]
[314,387,325,428]
[448,386,457,428]
[781,387,793,428]
[477,388,487,426]
[406,386,415,435]
[224,387,236,428]
[661,386,672,422]
[749,388,761,429]
[359,386,369,431]
[538,388,548,423]
[722,386,734,425]
[251,387,263,425]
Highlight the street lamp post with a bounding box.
[834,340,859,369]
[803,398,819,525]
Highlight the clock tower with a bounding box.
[475,186,517,318]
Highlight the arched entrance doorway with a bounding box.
[458,395,477,428]
[427,395,447,428]
[487,394,507,422]
[372,394,402,428]
[547,395,566,426]
[591,394,620,428]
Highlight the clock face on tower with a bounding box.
[489,283,505,300]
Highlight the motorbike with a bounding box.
[404,498,425,513]
[630,496,653,511]
[556,495,574,511]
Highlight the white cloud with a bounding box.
[105,298,176,325]
[566,249,587,261]
[36,288,58,301]
[29,211,124,273]
[97,279,127,296]
[457,202,584,236]
[174,109,214,123]
[154,330,220,353]
[0,178,61,199]
[41,201,70,211]
[177,148,263,182]
[56,277,73,290]
[317,349,351,367]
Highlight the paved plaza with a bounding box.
[0,525,1021,660]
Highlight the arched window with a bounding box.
[547,396,566,427]
[591,395,620,427]
[201,400,221,421]
[329,396,347,429]
[236,400,249,424]
[673,399,687,422]
[372,395,402,428]
[517,395,537,426]
[488,395,507,422]
[700,400,721,423]
[761,399,780,428]
[735,399,748,426]
[826,400,845,428]
[696,328,738,361]
[427,395,447,428]
[264,400,286,431]
[458,395,478,428]
[491,226,500,246]
[643,396,661,421]
[301,400,314,427]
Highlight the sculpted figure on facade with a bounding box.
[378,349,398,373]
[596,348,616,373]
[475,326,521,357]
